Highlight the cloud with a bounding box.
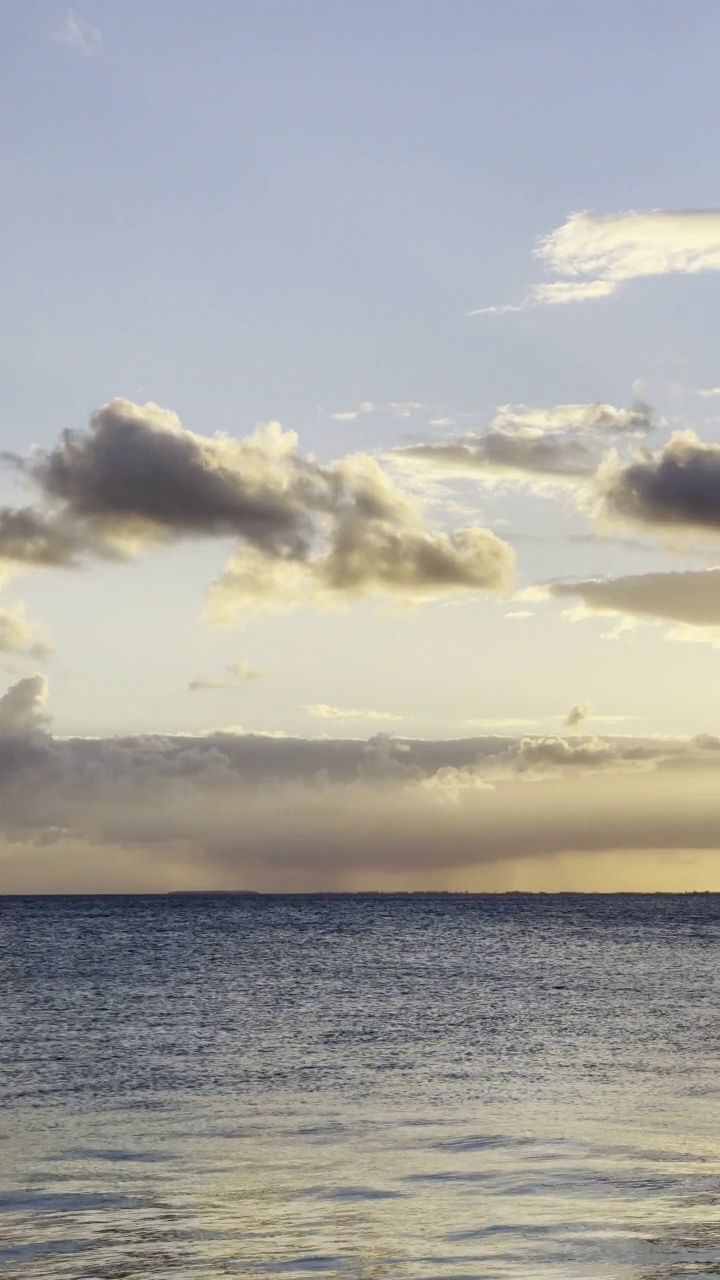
[52,10,102,56]
[0,602,53,660]
[473,209,720,312]
[564,701,592,730]
[549,568,720,628]
[17,401,318,559]
[306,704,402,722]
[391,401,653,490]
[3,677,720,891]
[392,431,593,484]
[491,402,655,435]
[691,388,720,398]
[597,431,720,535]
[328,402,426,422]
[471,279,618,314]
[7,399,514,613]
[0,674,49,736]
[0,507,92,571]
[538,209,720,285]
[188,660,268,692]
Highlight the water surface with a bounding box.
[1,894,719,1278]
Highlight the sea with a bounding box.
[1,893,718,1279]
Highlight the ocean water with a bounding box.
[1,894,719,1280]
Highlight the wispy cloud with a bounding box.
[52,10,102,57]
[189,660,268,692]
[306,704,402,722]
[327,401,426,422]
[471,279,616,315]
[472,209,720,314]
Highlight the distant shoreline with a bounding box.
[0,889,718,899]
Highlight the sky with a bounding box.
[3,2,720,891]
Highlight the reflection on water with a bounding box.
[1,894,718,1278]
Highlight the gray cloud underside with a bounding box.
[3,399,514,609]
[0,507,92,568]
[392,432,593,482]
[598,432,720,534]
[391,402,654,487]
[550,568,720,627]
[1,677,720,890]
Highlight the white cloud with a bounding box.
[0,602,53,660]
[538,209,720,284]
[473,208,720,313]
[306,704,402,722]
[491,401,654,435]
[0,673,49,736]
[53,10,102,57]
[470,279,617,315]
[329,401,426,422]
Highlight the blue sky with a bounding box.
[4,0,720,453]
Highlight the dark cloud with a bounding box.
[0,507,89,569]
[549,569,720,627]
[598,432,720,533]
[6,399,514,609]
[17,401,319,558]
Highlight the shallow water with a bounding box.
[1,894,719,1278]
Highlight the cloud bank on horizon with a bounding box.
[472,209,720,313]
[2,672,720,893]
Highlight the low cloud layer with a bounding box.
[3,399,514,613]
[473,209,720,312]
[550,568,720,628]
[1,676,720,892]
